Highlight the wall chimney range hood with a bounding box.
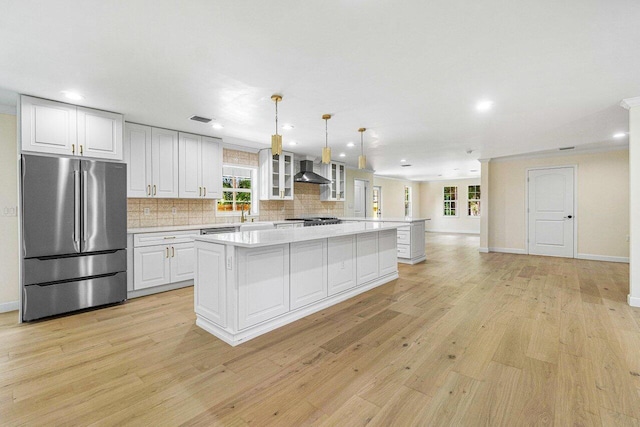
[294,160,331,184]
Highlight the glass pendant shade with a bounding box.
[322,147,331,164]
[358,127,367,169]
[358,155,367,169]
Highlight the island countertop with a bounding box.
[194,221,402,248]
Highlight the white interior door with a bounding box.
[354,179,367,218]
[528,167,575,257]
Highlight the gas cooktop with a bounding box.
[285,217,342,227]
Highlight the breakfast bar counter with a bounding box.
[193,222,401,346]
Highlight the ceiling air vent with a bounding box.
[189,115,213,123]
[559,146,575,151]
[401,164,412,167]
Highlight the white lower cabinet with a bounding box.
[290,240,327,309]
[379,229,398,276]
[134,245,171,290]
[238,244,290,329]
[356,232,379,285]
[195,244,227,327]
[170,242,196,283]
[327,235,357,296]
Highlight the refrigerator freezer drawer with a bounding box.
[23,272,127,321]
[23,250,126,286]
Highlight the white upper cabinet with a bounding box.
[124,123,178,198]
[21,95,123,160]
[320,161,346,201]
[77,107,123,160]
[259,149,294,200]
[178,133,222,199]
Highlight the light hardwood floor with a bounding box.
[1,233,638,426]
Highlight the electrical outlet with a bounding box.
[2,206,17,217]
[143,208,151,216]
[172,207,177,215]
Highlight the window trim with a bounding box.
[467,185,481,218]
[443,185,458,217]
[217,165,259,216]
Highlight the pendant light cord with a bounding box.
[325,118,328,148]
[275,99,279,136]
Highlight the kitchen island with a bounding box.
[194,222,401,346]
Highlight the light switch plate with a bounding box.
[172,207,177,215]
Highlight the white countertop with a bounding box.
[128,220,304,234]
[194,222,402,248]
[340,217,430,223]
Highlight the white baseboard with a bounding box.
[489,247,527,255]
[0,300,19,313]
[426,230,480,235]
[628,295,640,307]
[478,247,489,253]
[576,253,629,263]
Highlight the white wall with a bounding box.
[0,112,19,311]
[419,178,481,234]
[372,176,421,219]
[488,149,629,259]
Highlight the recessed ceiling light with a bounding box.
[346,142,355,148]
[61,91,84,101]
[282,124,294,130]
[476,100,493,112]
[613,132,626,138]
[453,168,459,171]
[211,123,224,129]
[339,152,346,157]
[400,159,407,162]
[289,141,297,146]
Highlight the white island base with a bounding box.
[194,223,400,346]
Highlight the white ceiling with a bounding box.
[0,1,638,180]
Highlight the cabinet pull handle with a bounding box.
[72,144,75,155]
[199,186,202,197]
[147,185,151,196]
[153,185,157,196]
[163,236,176,239]
[203,187,207,197]
[166,247,169,258]
[80,145,83,155]
[172,246,175,257]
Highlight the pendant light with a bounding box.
[358,127,367,169]
[271,94,283,155]
[321,114,332,164]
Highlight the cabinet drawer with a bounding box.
[134,230,197,247]
[397,230,411,245]
[397,244,410,258]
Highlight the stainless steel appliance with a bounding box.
[21,155,127,321]
[201,227,237,235]
[285,217,341,227]
[293,160,331,184]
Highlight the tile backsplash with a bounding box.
[127,148,344,228]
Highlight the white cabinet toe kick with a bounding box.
[193,224,401,346]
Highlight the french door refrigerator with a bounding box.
[21,154,127,321]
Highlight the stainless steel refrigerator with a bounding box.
[21,154,127,321]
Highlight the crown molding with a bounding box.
[621,97,640,110]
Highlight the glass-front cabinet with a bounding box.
[320,161,346,201]
[259,149,294,200]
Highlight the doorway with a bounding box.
[354,179,368,218]
[527,166,576,258]
[373,186,382,218]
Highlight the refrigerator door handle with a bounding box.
[74,170,81,250]
[83,170,88,246]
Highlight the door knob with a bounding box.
[564,215,573,219]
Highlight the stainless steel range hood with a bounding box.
[294,160,331,184]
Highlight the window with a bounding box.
[443,186,457,216]
[404,186,412,217]
[468,185,481,216]
[217,166,258,215]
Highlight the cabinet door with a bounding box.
[338,163,346,201]
[356,232,379,285]
[328,235,357,295]
[195,243,227,327]
[124,123,152,197]
[379,229,398,276]
[201,136,222,199]
[77,107,123,160]
[152,128,179,198]
[21,95,77,156]
[290,240,327,309]
[170,242,195,283]
[238,245,289,329]
[281,151,294,200]
[134,246,171,290]
[178,132,202,198]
